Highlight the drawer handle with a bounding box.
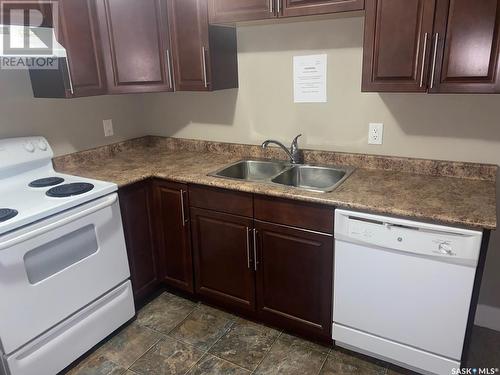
[430,33,439,89]
[180,190,187,226]
[253,228,258,271]
[246,227,251,269]
[419,32,428,88]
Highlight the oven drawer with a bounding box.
[0,193,131,354]
[4,281,134,375]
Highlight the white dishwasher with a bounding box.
[333,209,483,375]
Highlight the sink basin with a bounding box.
[210,160,289,181]
[272,165,351,192]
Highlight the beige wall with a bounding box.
[144,16,500,309]
[0,69,145,156]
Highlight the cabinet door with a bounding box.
[152,180,194,293]
[281,0,364,17]
[191,208,256,313]
[97,0,173,94]
[430,0,500,93]
[168,0,211,91]
[119,182,159,302]
[255,221,333,340]
[208,0,276,23]
[362,0,436,92]
[59,0,107,97]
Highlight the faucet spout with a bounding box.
[261,134,303,164]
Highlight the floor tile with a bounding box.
[94,322,163,368]
[169,304,236,351]
[209,319,280,370]
[386,365,420,374]
[136,292,197,335]
[254,333,329,375]
[320,349,387,375]
[466,326,500,369]
[66,354,126,375]
[130,336,204,375]
[187,354,251,375]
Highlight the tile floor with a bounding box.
[65,292,500,375]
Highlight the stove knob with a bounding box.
[37,140,48,151]
[24,141,35,153]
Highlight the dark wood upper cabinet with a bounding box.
[430,0,500,93]
[362,0,436,92]
[209,0,276,23]
[58,0,107,97]
[191,207,256,313]
[280,0,365,17]
[118,181,159,303]
[96,0,173,94]
[208,0,364,23]
[168,0,238,91]
[255,221,333,339]
[30,0,107,98]
[152,180,194,293]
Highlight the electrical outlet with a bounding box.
[368,123,384,145]
[103,119,114,137]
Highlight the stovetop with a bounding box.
[0,137,117,236]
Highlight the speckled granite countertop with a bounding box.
[53,137,498,230]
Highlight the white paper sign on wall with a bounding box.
[293,54,327,103]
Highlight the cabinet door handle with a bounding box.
[64,57,74,95]
[201,46,208,88]
[253,228,258,271]
[430,33,439,89]
[246,227,251,269]
[166,49,174,90]
[180,190,187,226]
[419,32,428,88]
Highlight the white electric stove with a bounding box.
[0,137,135,375]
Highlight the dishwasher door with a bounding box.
[333,209,483,374]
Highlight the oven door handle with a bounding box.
[0,194,118,251]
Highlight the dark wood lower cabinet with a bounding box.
[190,207,257,313]
[255,221,334,340]
[121,181,334,341]
[152,180,194,293]
[118,181,159,302]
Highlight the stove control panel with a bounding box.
[0,137,54,174]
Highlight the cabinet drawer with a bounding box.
[188,185,253,217]
[254,195,333,234]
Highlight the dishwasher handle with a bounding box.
[334,209,483,265]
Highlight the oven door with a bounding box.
[0,193,131,355]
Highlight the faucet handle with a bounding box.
[291,134,302,149]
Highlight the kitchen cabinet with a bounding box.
[255,221,333,339]
[362,0,436,92]
[190,208,256,313]
[152,180,194,293]
[96,0,173,94]
[430,0,500,93]
[208,0,364,23]
[30,0,107,98]
[189,185,334,340]
[168,0,239,91]
[363,0,500,93]
[118,181,160,302]
[281,0,365,18]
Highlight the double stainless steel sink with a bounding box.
[209,159,354,193]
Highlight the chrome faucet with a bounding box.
[261,134,303,164]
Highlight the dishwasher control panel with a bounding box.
[335,209,483,265]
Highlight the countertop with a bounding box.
[53,137,498,230]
